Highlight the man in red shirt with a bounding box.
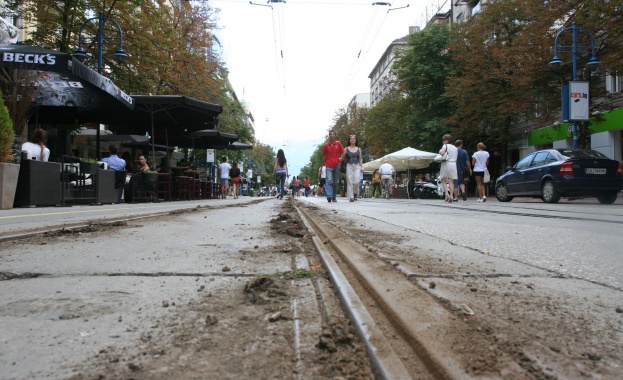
[321,130,344,202]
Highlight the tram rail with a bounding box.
[295,201,472,380]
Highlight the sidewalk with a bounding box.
[0,198,253,238]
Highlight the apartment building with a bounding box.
[366,10,450,108]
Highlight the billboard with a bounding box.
[569,81,589,121]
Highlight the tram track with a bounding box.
[292,197,623,380]
[294,201,491,380]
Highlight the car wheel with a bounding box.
[597,191,618,204]
[541,179,560,203]
[413,188,422,199]
[495,182,513,202]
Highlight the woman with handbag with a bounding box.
[340,134,363,202]
[438,134,458,203]
[230,161,241,199]
[471,142,490,202]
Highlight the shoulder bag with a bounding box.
[434,145,449,163]
[483,169,491,183]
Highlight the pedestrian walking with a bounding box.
[304,177,310,197]
[359,168,364,199]
[453,140,472,201]
[472,142,490,202]
[371,169,382,198]
[339,134,363,202]
[438,134,458,203]
[321,130,344,202]
[295,176,302,197]
[318,165,326,197]
[274,149,288,200]
[218,156,231,199]
[230,161,241,199]
[289,176,297,197]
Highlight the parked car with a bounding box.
[495,149,622,204]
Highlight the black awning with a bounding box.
[1,44,133,125]
[109,95,222,140]
[107,95,223,166]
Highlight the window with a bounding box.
[530,152,550,167]
[514,153,535,170]
[606,72,622,93]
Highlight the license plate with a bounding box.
[585,168,606,175]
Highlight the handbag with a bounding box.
[483,169,491,183]
[433,145,449,163]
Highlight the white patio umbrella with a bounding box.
[362,147,438,199]
[363,147,437,172]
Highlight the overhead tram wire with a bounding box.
[276,1,287,96]
[343,2,391,92]
[250,1,287,98]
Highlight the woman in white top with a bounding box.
[22,128,50,161]
[471,142,490,202]
[439,134,458,202]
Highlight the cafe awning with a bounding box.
[171,130,238,150]
[213,141,253,150]
[107,95,223,164]
[0,44,134,124]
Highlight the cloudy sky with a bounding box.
[211,0,449,175]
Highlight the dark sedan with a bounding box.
[495,149,622,204]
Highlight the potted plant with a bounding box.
[80,158,104,176]
[0,90,20,210]
[145,170,159,183]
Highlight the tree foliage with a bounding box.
[445,0,561,149]
[3,0,223,102]
[364,90,410,157]
[445,0,623,152]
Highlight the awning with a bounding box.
[171,130,238,149]
[100,134,150,143]
[213,141,253,150]
[108,95,222,141]
[107,95,223,164]
[0,44,134,124]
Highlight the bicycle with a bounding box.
[381,176,393,199]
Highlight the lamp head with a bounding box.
[113,48,128,63]
[548,56,563,66]
[587,56,600,70]
[73,48,87,60]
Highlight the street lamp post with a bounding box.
[73,11,128,159]
[549,22,600,149]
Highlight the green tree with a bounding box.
[392,23,454,152]
[445,0,561,153]
[364,90,410,158]
[299,144,324,182]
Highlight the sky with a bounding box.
[211,0,450,175]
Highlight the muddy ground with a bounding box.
[0,201,373,379]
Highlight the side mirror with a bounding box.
[506,165,513,171]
